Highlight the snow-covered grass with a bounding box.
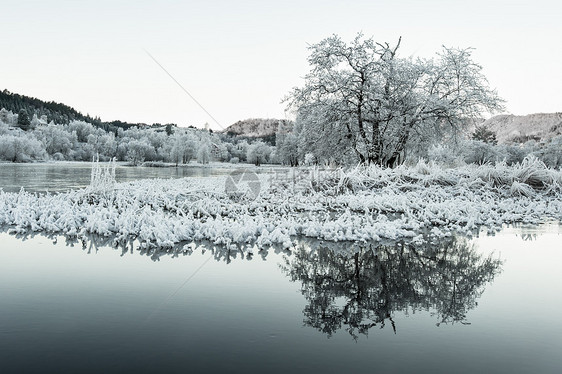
[0,157,560,250]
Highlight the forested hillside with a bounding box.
[481,113,562,143]
[0,89,147,131]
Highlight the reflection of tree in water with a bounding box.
[4,228,502,339]
[281,239,502,339]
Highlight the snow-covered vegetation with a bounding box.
[425,136,562,169]
[1,33,560,253]
[2,105,561,170]
[285,33,503,167]
[0,109,278,165]
[1,158,560,250]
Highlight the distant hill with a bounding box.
[223,118,293,145]
[0,89,148,130]
[481,113,562,143]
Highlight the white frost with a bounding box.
[0,158,561,250]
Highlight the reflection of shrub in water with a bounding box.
[281,238,503,339]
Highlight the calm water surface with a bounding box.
[1,226,561,373]
[0,164,561,373]
[0,162,253,193]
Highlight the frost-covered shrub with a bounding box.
[0,121,9,135]
[304,153,316,166]
[88,157,117,195]
[116,142,129,161]
[229,157,239,164]
[30,114,47,129]
[52,152,65,161]
[427,144,464,166]
[462,140,501,165]
[0,108,18,126]
[215,143,230,162]
[533,136,562,169]
[495,144,528,165]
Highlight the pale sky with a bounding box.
[1,0,560,130]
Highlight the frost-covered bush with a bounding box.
[226,140,249,162]
[304,153,316,166]
[427,144,464,166]
[215,143,230,162]
[52,152,65,161]
[428,137,562,168]
[0,108,17,126]
[229,157,239,164]
[495,144,528,165]
[533,136,562,169]
[116,142,129,161]
[0,121,9,135]
[30,114,47,129]
[462,140,501,165]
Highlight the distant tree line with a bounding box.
[0,89,162,134]
[0,108,279,165]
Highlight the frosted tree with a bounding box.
[17,109,31,131]
[287,33,504,166]
[197,142,211,164]
[276,121,299,166]
[35,124,77,157]
[67,120,96,142]
[247,141,271,166]
[87,132,117,159]
[215,143,230,162]
[0,108,15,125]
[170,132,196,165]
[228,140,249,162]
[472,124,498,145]
[533,135,562,168]
[126,139,154,165]
[0,121,9,135]
[0,135,46,162]
[30,114,46,129]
